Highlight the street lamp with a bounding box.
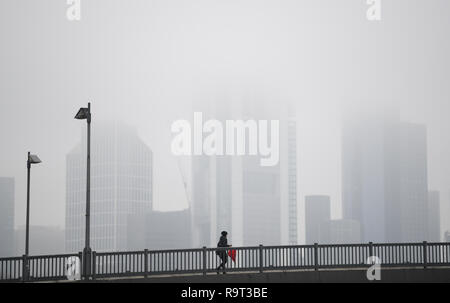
[25,152,41,280]
[74,102,91,279]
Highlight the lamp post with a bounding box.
[75,102,91,279]
[25,152,41,280]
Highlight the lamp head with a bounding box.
[75,103,91,122]
[28,153,41,165]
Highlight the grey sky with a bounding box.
[1,0,449,243]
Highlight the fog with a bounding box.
[0,0,449,251]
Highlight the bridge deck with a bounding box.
[83,266,450,283]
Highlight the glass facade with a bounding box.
[65,121,152,252]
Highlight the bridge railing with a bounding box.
[0,252,81,282]
[93,248,207,278]
[317,243,371,268]
[0,257,23,281]
[26,253,82,281]
[1,241,449,282]
[427,242,450,266]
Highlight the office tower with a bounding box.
[0,177,15,257]
[427,191,441,242]
[240,100,297,246]
[241,98,283,246]
[397,123,428,242]
[191,154,214,247]
[189,91,295,247]
[342,115,390,242]
[305,195,330,244]
[242,156,281,246]
[342,113,428,243]
[66,121,153,252]
[190,97,233,248]
[127,209,191,250]
[319,219,361,244]
[215,156,233,242]
[14,226,65,255]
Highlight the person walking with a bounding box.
[216,231,231,274]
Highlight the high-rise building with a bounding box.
[189,94,295,248]
[66,121,153,252]
[215,157,233,242]
[305,195,330,244]
[190,98,233,248]
[191,155,214,247]
[319,219,361,244]
[342,115,390,242]
[397,123,428,242]
[127,209,191,250]
[0,177,15,257]
[242,156,281,246]
[342,114,428,243]
[241,98,288,246]
[427,191,441,242]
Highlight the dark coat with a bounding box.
[217,235,229,248]
[216,235,230,257]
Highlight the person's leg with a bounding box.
[222,254,228,274]
[217,257,222,270]
[217,253,225,271]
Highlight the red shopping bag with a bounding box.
[228,249,236,262]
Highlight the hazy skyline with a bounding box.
[1,0,450,245]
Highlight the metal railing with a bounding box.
[0,252,81,282]
[1,241,449,282]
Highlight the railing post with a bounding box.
[259,245,263,273]
[83,249,92,280]
[314,243,318,271]
[423,241,428,269]
[92,251,96,280]
[144,249,148,278]
[22,254,28,282]
[202,246,207,276]
[369,242,373,258]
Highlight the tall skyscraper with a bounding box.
[242,156,281,246]
[427,191,441,242]
[0,177,15,257]
[241,98,287,246]
[191,154,214,247]
[190,97,234,248]
[397,123,428,242]
[66,121,153,252]
[215,157,233,242]
[342,114,428,243]
[305,195,330,244]
[189,93,295,247]
[342,116,389,242]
